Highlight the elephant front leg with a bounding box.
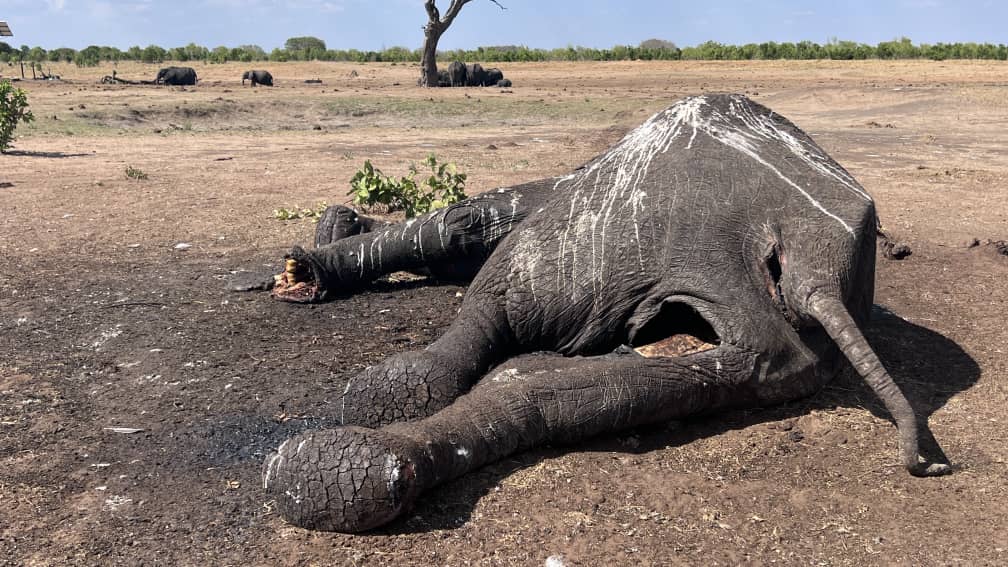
[338,297,515,427]
[263,348,757,532]
[273,197,519,303]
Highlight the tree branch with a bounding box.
[487,0,506,9]
[425,0,441,23]
[440,0,474,28]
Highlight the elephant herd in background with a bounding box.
[151,66,273,86]
[439,60,512,87]
[151,62,510,88]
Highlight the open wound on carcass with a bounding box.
[632,301,719,357]
[271,257,320,303]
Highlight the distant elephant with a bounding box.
[484,67,504,86]
[465,63,487,87]
[242,70,273,87]
[496,78,512,88]
[155,66,197,86]
[447,60,467,87]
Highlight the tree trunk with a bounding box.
[419,0,495,88]
[420,27,443,87]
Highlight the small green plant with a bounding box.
[125,165,148,180]
[0,79,35,153]
[347,154,467,218]
[274,201,329,222]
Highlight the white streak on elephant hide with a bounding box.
[549,94,867,302]
[509,229,542,302]
[554,99,687,299]
[668,95,868,235]
[369,231,385,270]
[357,242,365,276]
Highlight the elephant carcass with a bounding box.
[155,66,197,86]
[263,94,950,533]
[242,69,273,86]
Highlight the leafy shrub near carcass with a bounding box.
[347,154,467,218]
[0,80,34,153]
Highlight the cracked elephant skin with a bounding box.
[262,93,951,533]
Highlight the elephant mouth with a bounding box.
[271,256,323,303]
[631,300,721,357]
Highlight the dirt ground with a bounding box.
[1,60,1007,566]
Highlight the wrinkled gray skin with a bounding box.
[242,69,273,86]
[155,66,197,86]
[465,62,487,87]
[274,177,555,300]
[484,67,504,86]
[446,60,467,87]
[437,61,505,87]
[263,94,950,533]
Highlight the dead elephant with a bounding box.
[262,94,951,533]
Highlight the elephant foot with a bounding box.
[315,205,366,247]
[908,461,952,477]
[263,426,426,532]
[271,248,324,303]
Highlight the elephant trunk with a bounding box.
[807,294,949,476]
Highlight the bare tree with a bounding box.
[419,0,505,87]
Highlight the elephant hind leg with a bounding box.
[264,347,758,532]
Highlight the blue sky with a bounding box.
[3,0,1005,51]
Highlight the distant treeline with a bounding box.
[2,37,1006,66]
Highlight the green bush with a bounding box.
[0,80,34,153]
[274,202,328,221]
[348,155,467,218]
[124,165,148,180]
